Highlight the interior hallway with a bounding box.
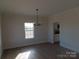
[2,43,79,59]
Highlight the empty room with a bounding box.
[0,0,79,59]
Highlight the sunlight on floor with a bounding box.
[15,51,31,59]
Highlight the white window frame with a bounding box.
[24,22,34,39]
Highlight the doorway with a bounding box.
[53,22,60,44]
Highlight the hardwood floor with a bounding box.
[2,43,79,59]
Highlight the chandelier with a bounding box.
[34,9,41,26]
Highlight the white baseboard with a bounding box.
[4,41,48,50]
[60,42,79,53]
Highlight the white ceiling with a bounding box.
[0,0,79,16]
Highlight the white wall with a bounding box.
[48,6,79,52]
[2,13,48,49]
[0,14,2,58]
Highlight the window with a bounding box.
[24,22,34,39]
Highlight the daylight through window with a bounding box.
[24,23,34,39]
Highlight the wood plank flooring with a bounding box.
[2,43,79,59]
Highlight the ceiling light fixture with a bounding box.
[34,9,41,26]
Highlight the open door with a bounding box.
[53,22,60,44]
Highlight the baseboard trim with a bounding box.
[4,42,48,50]
[60,42,79,53]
